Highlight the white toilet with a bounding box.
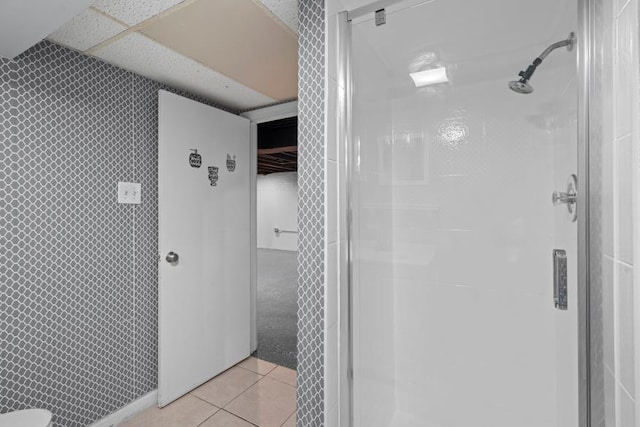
[0,409,52,427]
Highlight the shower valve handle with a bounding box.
[552,191,576,206]
[552,174,578,223]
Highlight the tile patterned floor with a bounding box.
[121,357,296,427]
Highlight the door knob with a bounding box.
[166,252,179,263]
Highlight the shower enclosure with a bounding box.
[338,0,590,425]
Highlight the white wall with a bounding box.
[597,0,640,425]
[0,0,94,58]
[257,171,298,251]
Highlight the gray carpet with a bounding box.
[252,248,298,369]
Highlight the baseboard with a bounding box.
[88,390,157,427]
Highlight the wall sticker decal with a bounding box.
[208,166,219,186]
[226,154,236,172]
[189,149,202,168]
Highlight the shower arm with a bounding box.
[518,32,576,82]
[537,35,575,61]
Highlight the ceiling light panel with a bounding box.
[410,67,448,87]
[91,0,186,26]
[94,32,275,110]
[48,8,127,51]
[257,0,298,33]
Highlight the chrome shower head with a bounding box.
[508,79,534,94]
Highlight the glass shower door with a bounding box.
[347,0,579,426]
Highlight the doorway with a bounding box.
[252,116,299,370]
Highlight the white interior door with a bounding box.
[158,90,251,407]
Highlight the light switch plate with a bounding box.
[118,182,141,204]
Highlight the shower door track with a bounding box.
[577,0,593,425]
[337,0,594,425]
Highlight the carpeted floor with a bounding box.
[251,248,298,370]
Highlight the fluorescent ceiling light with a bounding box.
[410,67,448,87]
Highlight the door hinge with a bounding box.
[375,9,386,26]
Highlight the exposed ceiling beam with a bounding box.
[258,155,295,163]
[257,146,297,155]
[258,160,294,171]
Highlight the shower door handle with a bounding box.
[553,249,568,310]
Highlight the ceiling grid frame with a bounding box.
[46,0,300,111]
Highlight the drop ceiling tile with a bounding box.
[92,0,186,26]
[48,7,127,51]
[141,0,298,101]
[93,32,275,110]
[257,0,298,33]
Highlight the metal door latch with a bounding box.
[553,249,568,310]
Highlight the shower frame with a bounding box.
[336,0,595,425]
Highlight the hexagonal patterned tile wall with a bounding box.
[297,1,326,426]
[0,40,231,427]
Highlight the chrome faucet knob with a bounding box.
[552,174,578,222]
[552,191,577,206]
